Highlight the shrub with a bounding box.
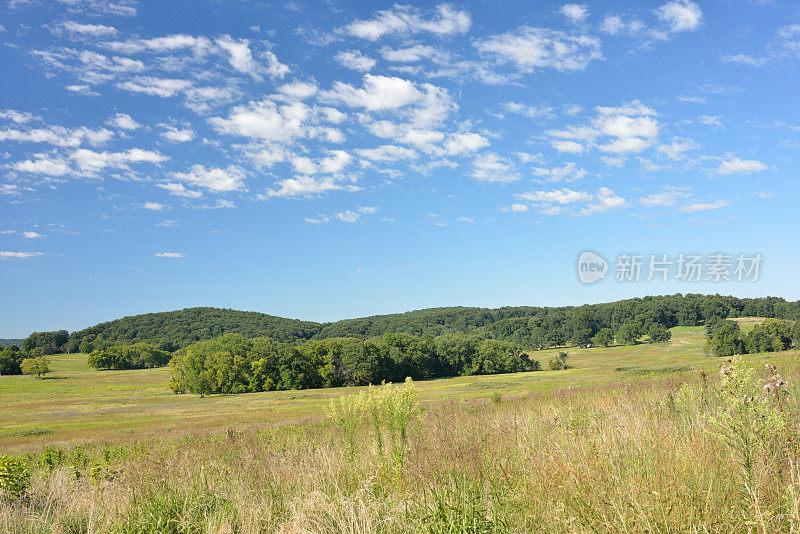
[0,454,30,500]
[20,356,50,378]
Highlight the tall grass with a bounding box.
[3,358,800,532]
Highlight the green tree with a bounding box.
[591,328,615,347]
[616,323,641,346]
[708,321,745,357]
[647,323,672,343]
[20,356,50,379]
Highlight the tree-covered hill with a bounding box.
[67,307,322,352]
[53,294,800,353]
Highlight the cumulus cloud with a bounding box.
[261,175,358,198]
[547,100,659,155]
[639,186,690,207]
[171,164,246,192]
[335,50,377,72]
[70,148,167,175]
[157,182,203,198]
[159,124,195,142]
[599,15,645,36]
[107,113,140,130]
[143,201,166,211]
[470,152,519,183]
[560,4,589,23]
[717,158,768,175]
[357,144,417,162]
[343,4,471,40]
[0,125,113,147]
[475,26,602,73]
[155,252,184,258]
[655,0,702,33]
[22,231,42,238]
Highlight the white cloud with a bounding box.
[107,113,140,130]
[721,54,766,67]
[657,137,699,160]
[380,44,438,63]
[65,84,99,96]
[337,210,362,223]
[343,4,471,40]
[155,252,184,258]
[581,187,626,214]
[22,231,41,239]
[12,156,71,176]
[143,201,166,211]
[679,200,727,212]
[0,109,36,124]
[305,215,330,224]
[116,77,192,97]
[639,186,690,207]
[552,140,585,153]
[503,102,555,119]
[0,251,43,259]
[277,80,318,100]
[70,148,167,175]
[160,124,195,142]
[322,74,422,111]
[519,188,591,204]
[157,182,203,198]
[457,216,474,223]
[0,125,113,147]
[470,152,519,183]
[717,158,768,175]
[210,99,334,143]
[443,132,489,155]
[560,4,589,23]
[698,115,723,128]
[215,35,258,77]
[502,203,529,213]
[56,21,117,36]
[655,0,702,33]
[475,27,602,73]
[599,15,644,36]
[532,161,588,181]
[335,50,377,72]
[357,144,418,162]
[547,100,659,155]
[171,164,246,192]
[261,175,356,198]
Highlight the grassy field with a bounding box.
[4,322,800,532]
[2,326,720,450]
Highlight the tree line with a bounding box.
[169,332,536,396]
[706,319,800,357]
[17,294,800,354]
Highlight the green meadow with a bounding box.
[3,321,800,532]
[3,325,719,450]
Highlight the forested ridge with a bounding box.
[13,294,800,355]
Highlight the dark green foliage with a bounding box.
[708,321,745,357]
[616,323,641,346]
[169,332,533,395]
[87,343,171,370]
[591,328,615,347]
[69,307,321,352]
[58,296,800,352]
[0,345,23,375]
[705,318,796,357]
[22,330,68,354]
[647,323,672,343]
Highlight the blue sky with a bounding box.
[1,0,799,337]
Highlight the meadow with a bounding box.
[2,322,800,532]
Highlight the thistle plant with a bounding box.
[707,357,787,520]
